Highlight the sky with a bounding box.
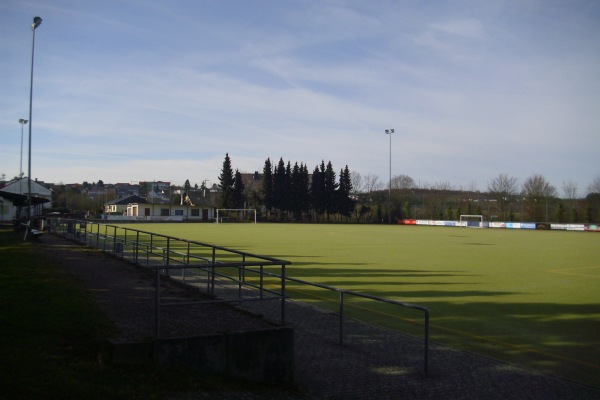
[1,0,599,195]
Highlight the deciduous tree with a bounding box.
[488,173,519,221]
[522,174,556,221]
[588,175,600,194]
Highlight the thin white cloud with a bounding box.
[1,0,599,190]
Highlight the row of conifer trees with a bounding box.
[219,153,355,221]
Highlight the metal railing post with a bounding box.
[165,237,170,276]
[238,254,245,304]
[339,290,344,345]
[113,226,117,254]
[260,265,264,299]
[135,231,140,264]
[155,267,160,340]
[184,241,190,281]
[281,263,286,325]
[123,229,127,258]
[211,247,216,295]
[424,309,430,377]
[103,224,108,251]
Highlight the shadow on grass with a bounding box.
[294,281,600,388]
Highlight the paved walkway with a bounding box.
[39,233,600,400]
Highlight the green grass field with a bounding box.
[116,223,600,387]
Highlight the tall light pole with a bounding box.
[27,16,42,225]
[385,129,394,224]
[18,119,28,190]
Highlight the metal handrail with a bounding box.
[242,268,430,376]
[48,218,430,376]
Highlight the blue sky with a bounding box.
[1,0,599,194]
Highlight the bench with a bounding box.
[30,229,44,238]
[20,223,44,240]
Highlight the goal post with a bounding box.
[215,209,257,223]
[459,214,485,228]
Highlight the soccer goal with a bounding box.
[215,209,257,223]
[460,214,485,228]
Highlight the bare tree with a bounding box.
[588,175,600,194]
[522,174,557,221]
[458,181,479,192]
[562,180,578,212]
[562,180,577,199]
[363,174,384,193]
[391,174,416,190]
[488,173,519,220]
[350,171,364,194]
[427,181,454,219]
[522,174,557,198]
[429,181,454,191]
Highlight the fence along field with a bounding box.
[114,222,600,387]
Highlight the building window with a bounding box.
[191,209,200,217]
[174,210,183,216]
[161,208,169,216]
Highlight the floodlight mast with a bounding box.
[19,119,28,186]
[27,16,42,228]
[385,129,394,224]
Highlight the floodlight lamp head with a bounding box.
[19,119,29,124]
[32,16,42,29]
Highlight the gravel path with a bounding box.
[39,233,600,400]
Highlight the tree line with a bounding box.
[350,171,600,223]
[216,153,600,223]
[218,153,355,222]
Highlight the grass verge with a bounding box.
[0,229,299,399]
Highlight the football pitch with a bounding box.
[116,222,600,387]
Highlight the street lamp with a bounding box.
[385,129,394,224]
[27,16,42,227]
[18,119,28,188]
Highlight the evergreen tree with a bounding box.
[300,163,311,217]
[310,162,326,220]
[262,158,274,211]
[555,202,564,223]
[273,158,287,218]
[182,179,192,205]
[324,161,339,220]
[291,162,310,221]
[291,162,301,220]
[284,161,293,214]
[337,165,355,218]
[232,169,246,208]
[218,153,235,208]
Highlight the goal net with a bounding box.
[460,214,485,228]
[215,209,257,223]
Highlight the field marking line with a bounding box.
[282,286,600,370]
[548,265,600,279]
